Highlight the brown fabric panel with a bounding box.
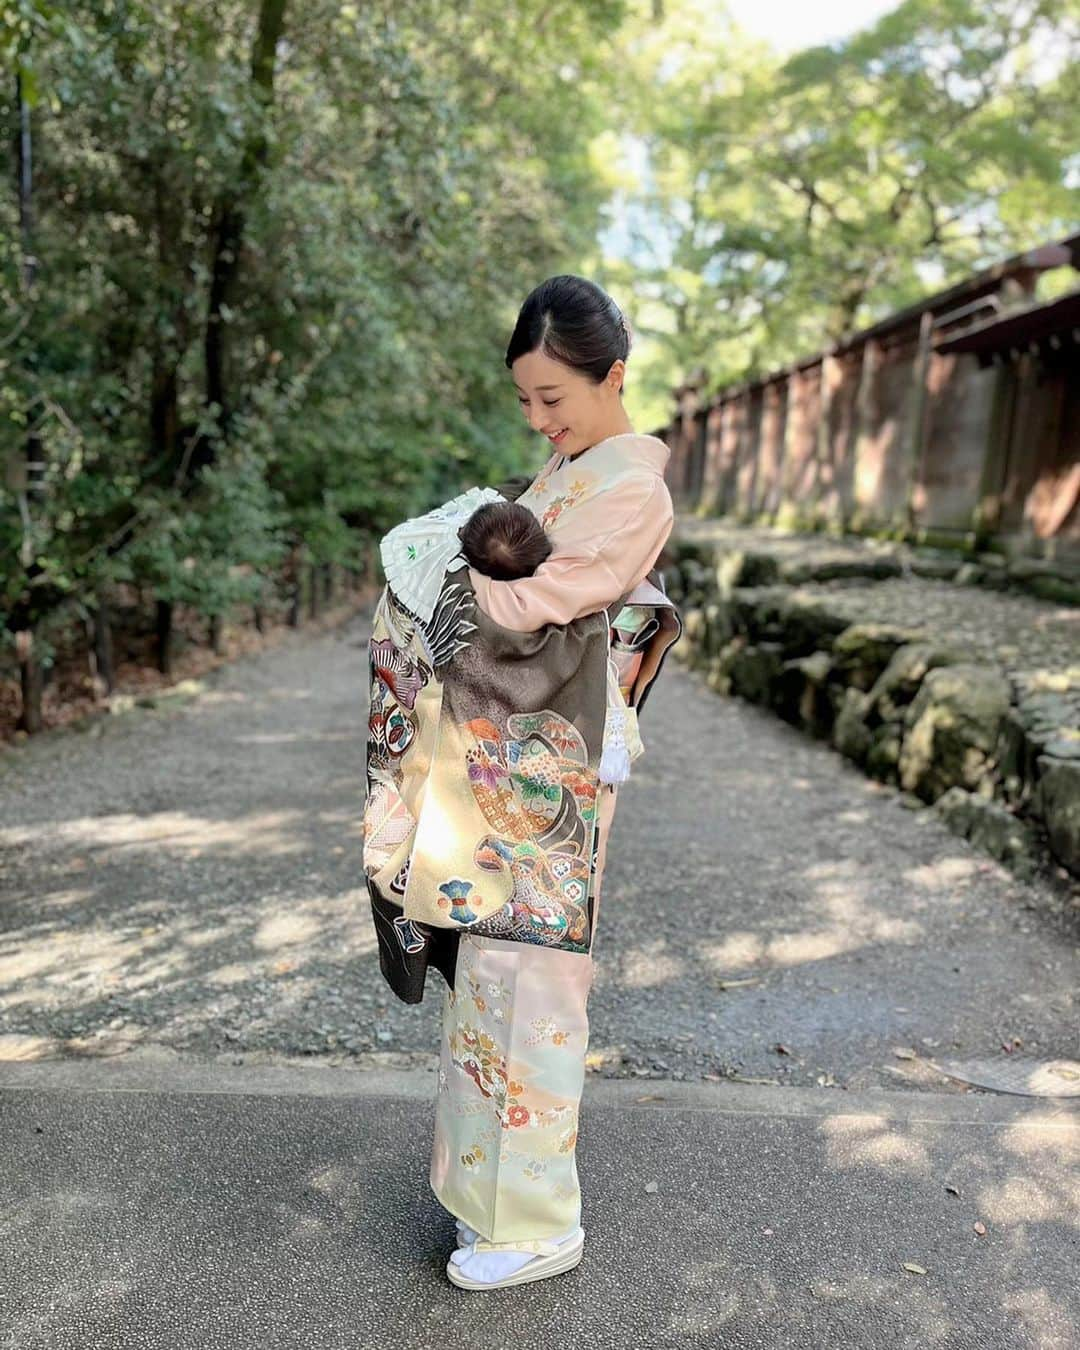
[494,472,537,503]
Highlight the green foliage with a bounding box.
[125,457,288,615]
[0,0,620,660]
[2,0,1077,685]
[606,0,1080,406]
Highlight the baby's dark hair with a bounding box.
[457,501,553,581]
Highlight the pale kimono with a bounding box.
[429,432,675,1243]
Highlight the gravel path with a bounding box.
[1,608,1077,1094]
[772,576,1079,674]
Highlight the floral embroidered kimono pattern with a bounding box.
[428,778,618,1243]
[364,571,622,961]
[425,433,679,1245]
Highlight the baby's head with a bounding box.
[457,501,552,581]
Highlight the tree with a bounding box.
[605,0,1080,402]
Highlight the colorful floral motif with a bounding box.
[539,478,590,529]
[454,709,599,951]
[432,935,592,1240]
[448,1020,508,1107]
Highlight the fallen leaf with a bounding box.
[644,1181,659,1194]
[893,1047,917,1060]
[774,1043,792,1055]
[902,1262,928,1275]
[636,1094,664,1103]
[945,1184,960,1197]
[973,1221,986,1236]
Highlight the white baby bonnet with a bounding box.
[379,485,506,624]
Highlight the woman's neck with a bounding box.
[565,424,637,460]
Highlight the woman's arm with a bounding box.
[468,476,674,632]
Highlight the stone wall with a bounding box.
[664,533,1080,885]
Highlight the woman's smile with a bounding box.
[548,428,569,443]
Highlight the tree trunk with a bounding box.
[204,0,289,441]
[94,591,115,695]
[15,630,43,734]
[10,76,45,736]
[15,72,42,502]
[156,599,173,676]
[209,613,224,655]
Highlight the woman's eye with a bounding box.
[543,399,561,407]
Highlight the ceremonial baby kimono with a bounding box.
[423,432,680,1244]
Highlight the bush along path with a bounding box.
[664,523,1080,903]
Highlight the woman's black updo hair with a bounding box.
[505,275,632,394]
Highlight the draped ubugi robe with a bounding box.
[362,432,680,1244]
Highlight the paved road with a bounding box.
[0,609,1076,1091]
[1,1059,1077,1349]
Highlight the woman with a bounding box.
[428,275,678,1290]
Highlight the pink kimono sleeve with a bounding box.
[468,476,674,633]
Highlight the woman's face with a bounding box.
[511,348,625,458]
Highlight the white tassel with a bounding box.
[599,621,646,786]
[598,703,632,784]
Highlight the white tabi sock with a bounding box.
[448,1224,580,1284]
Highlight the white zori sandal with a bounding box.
[446,1226,586,1290]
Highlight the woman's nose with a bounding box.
[527,408,552,433]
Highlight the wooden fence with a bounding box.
[658,234,1080,559]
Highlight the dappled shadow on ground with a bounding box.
[0,618,1076,1096]
[1,615,1078,1343]
[0,616,443,1065]
[1,1086,1075,1347]
[587,663,1078,1090]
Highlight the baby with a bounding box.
[382,489,655,709]
[456,500,553,581]
[458,499,657,705]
